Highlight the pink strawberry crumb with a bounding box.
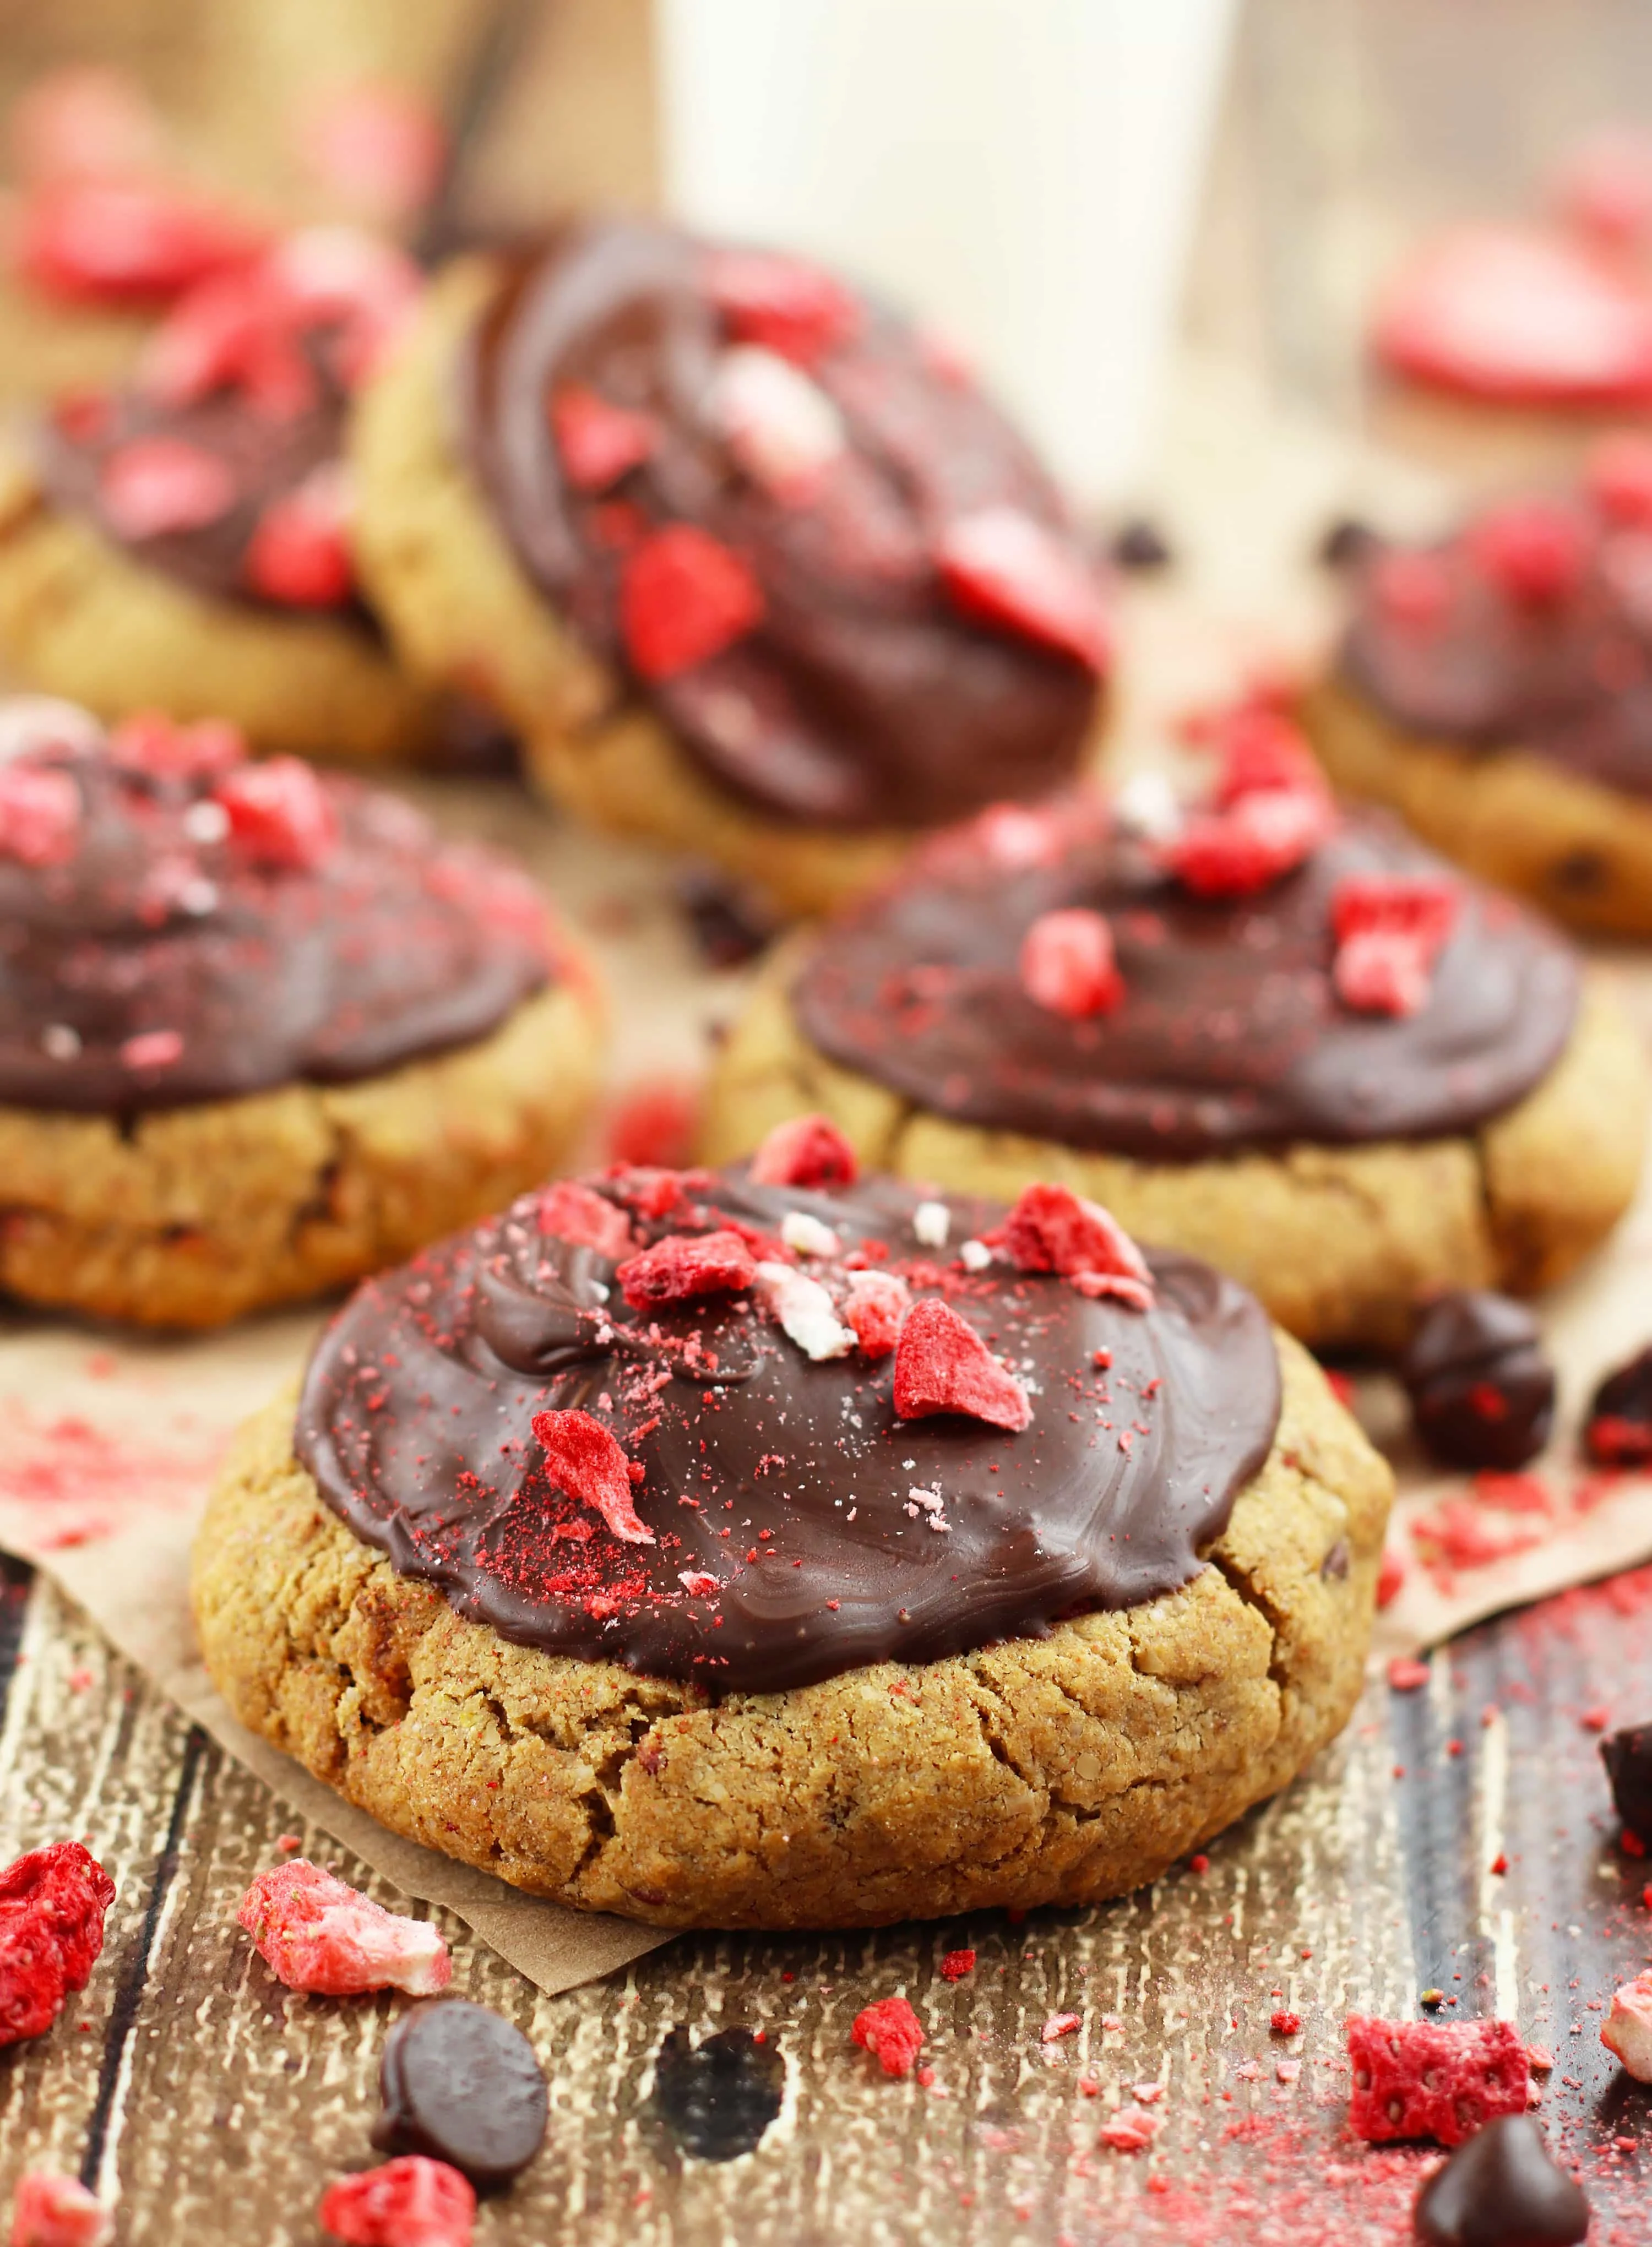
[748,1113,859,1190]
[1097,2103,1162,2152]
[318,2157,474,2247]
[9,2173,111,2247]
[236,1861,451,1998]
[1040,2012,1083,2042]
[1346,2014,1530,2144]
[1604,1969,1652,2081]
[531,1410,653,1545]
[939,1948,976,1982]
[853,1995,925,2079]
[1388,1657,1431,1691]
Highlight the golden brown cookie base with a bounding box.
[0,980,604,1329]
[0,445,436,765]
[192,1335,1390,1929]
[699,951,1648,1350]
[350,264,1100,918]
[1303,673,1652,938]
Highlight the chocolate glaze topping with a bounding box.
[791,797,1579,1161]
[1339,496,1652,802]
[0,712,551,1113]
[458,216,1102,830]
[296,1166,1282,1693]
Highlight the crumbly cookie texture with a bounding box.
[700,949,1648,1352]
[350,264,1053,918]
[0,445,435,765]
[192,1334,1390,1930]
[1303,672,1652,939]
[0,981,602,1329]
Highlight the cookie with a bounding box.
[0,699,602,1327]
[350,222,1111,917]
[1305,443,1652,935]
[191,1157,1392,1929]
[0,230,438,766]
[699,717,1648,1349]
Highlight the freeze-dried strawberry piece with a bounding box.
[238,1861,450,1996]
[1345,2014,1530,2145]
[535,1181,633,1260]
[1555,127,1652,251]
[530,1408,653,1544]
[1588,431,1652,525]
[243,468,354,607]
[703,248,861,364]
[939,1949,976,1982]
[1018,907,1124,1019]
[1370,548,1454,630]
[551,386,656,492]
[843,1268,909,1359]
[214,758,338,872]
[0,1843,115,2048]
[1097,2103,1162,2152]
[1603,1968,1652,2080]
[1001,1182,1155,1310]
[1467,499,1589,606]
[13,177,267,307]
[1331,874,1460,1019]
[296,83,447,225]
[1163,784,1334,899]
[621,526,764,682]
[749,1113,858,1190]
[712,345,846,496]
[137,265,312,417]
[935,507,1112,674]
[8,2172,112,2247]
[108,710,246,780]
[852,1996,926,2079]
[98,437,236,541]
[604,1079,700,1170]
[616,1228,756,1309]
[893,1298,1031,1432]
[755,1263,856,1362]
[318,2157,475,2247]
[1210,705,1324,804]
[0,764,80,868]
[1373,224,1652,406]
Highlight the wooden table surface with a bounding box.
[3,3,1652,2241]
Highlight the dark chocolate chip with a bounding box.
[649,2025,784,2161]
[1399,1291,1555,1471]
[1412,2114,1589,2245]
[372,1999,547,2190]
[1584,1341,1652,1467]
[1318,515,1377,568]
[675,866,777,969]
[1110,516,1174,572]
[1602,1721,1652,1843]
[1319,1537,1351,1580]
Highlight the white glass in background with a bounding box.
[656,0,1238,508]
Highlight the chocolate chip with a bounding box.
[1584,1341,1652,1467]
[1318,515,1377,568]
[1319,1537,1351,1580]
[1602,1722,1652,1842]
[372,1999,547,2190]
[675,866,776,968]
[649,2025,784,2161]
[1399,1291,1555,1471]
[1412,2114,1589,2245]
[1110,516,1174,572]
[1548,846,1608,895]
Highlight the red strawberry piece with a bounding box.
[604,1080,701,1171]
[119,1029,183,1071]
[98,437,236,540]
[1555,127,1652,252]
[1097,2104,1162,2152]
[535,1180,634,1260]
[939,1949,976,1982]
[531,1408,653,1544]
[615,1228,757,1309]
[296,83,447,225]
[748,1112,859,1190]
[621,526,764,682]
[50,389,113,445]
[9,66,160,183]
[1345,2014,1529,2145]
[852,1995,926,2079]
[1165,784,1335,899]
[1467,499,1588,606]
[703,248,861,365]
[8,2171,111,2247]
[1001,1182,1155,1309]
[108,710,247,780]
[893,1298,1032,1433]
[215,758,337,872]
[12,177,268,307]
[1376,1549,1406,1608]
[1331,874,1460,1019]
[0,764,80,868]
[237,1860,450,1997]
[268,227,422,390]
[137,266,311,415]
[318,2157,475,2247]
[0,1842,116,2048]
[1018,907,1124,1019]
[1588,431,1652,525]
[843,1268,909,1359]
[550,386,656,492]
[1270,2010,1302,2037]
[1373,224,1652,407]
[243,468,354,607]
[1210,705,1324,805]
[934,507,1112,674]
[1370,548,1454,631]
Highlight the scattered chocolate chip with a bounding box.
[650,2025,784,2161]
[675,865,778,968]
[1584,1342,1652,1466]
[1548,846,1608,896]
[1602,1722,1652,1841]
[1412,2114,1589,2245]
[1399,1291,1555,1471]
[372,1999,547,2190]
[1318,515,1377,568]
[1110,516,1173,572]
